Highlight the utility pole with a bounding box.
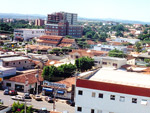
[24,100,26,113]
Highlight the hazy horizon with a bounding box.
[0,0,150,22]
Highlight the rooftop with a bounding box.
[39,35,63,40]
[1,56,29,62]
[101,57,127,61]
[90,68,150,88]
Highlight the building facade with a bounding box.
[14,29,45,41]
[75,68,150,113]
[35,19,45,26]
[46,12,82,38]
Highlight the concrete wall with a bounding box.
[75,87,150,113]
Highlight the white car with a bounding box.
[11,95,25,101]
[34,95,42,101]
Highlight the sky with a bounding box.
[0,0,150,22]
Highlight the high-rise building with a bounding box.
[46,12,82,38]
[35,19,45,26]
[47,12,77,25]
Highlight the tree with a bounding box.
[93,33,99,39]
[51,48,62,56]
[42,66,50,80]
[85,31,95,39]
[75,57,94,72]
[99,33,108,42]
[115,31,124,37]
[135,42,142,53]
[108,49,126,58]
[58,63,76,77]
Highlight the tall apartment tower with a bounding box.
[47,12,77,25]
[46,12,82,38]
[35,19,45,26]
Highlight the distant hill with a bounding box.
[78,17,150,25]
[0,13,46,19]
[0,13,150,25]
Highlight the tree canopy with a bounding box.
[108,49,126,58]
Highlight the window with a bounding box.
[92,92,96,97]
[102,62,107,65]
[77,107,82,112]
[6,83,11,87]
[91,109,94,113]
[110,95,115,100]
[19,62,21,64]
[78,90,83,95]
[5,62,9,66]
[13,62,15,65]
[119,96,125,102]
[141,99,148,105]
[132,98,137,103]
[99,93,103,98]
[25,61,27,63]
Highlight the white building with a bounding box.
[94,57,127,69]
[0,66,16,78]
[75,68,150,113]
[114,38,140,44]
[14,29,45,41]
[94,44,127,53]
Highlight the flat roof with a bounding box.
[101,57,127,61]
[1,56,29,62]
[0,66,16,71]
[90,68,150,88]
[14,29,44,31]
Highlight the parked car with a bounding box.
[9,90,17,96]
[4,89,9,95]
[34,95,42,101]
[0,99,3,105]
[38,108,48,113]
[11,95,25,101]
[24,93,31,99]
[45,96,54,103]
[66,100,75,106]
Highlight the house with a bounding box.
[114,37,140,44]
[0,66,16,78]
[75,68,150,113]
[69,49,108,59]
[58,38,79,49]
[94,44,127,53]
[98,57,127,69]
[86,40,97,49]
[3,70,43,93]
[37,35,64,47]
[0,56,32,70]
[25,45,52,54]
[14,29,45,41]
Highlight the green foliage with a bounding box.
[99,33,108,42]
[108,49,126,58]
[57,63,77,77]
[12,101,33,113]
[111,24,129,32]
[83,26,92,35]
[144,58,150,63]
[135,42,142,52]
[115,31,124,37]
[138,34,150,41]
[75,57,94,72]
[122,42,133,46]
[42,64,76,81]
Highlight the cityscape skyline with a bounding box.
[0,0,150,22]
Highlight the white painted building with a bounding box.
[14,29,45,41]
[0,66,16,78]
[114,38,140,44]
[93,44,127,53]
[75,68,150,113]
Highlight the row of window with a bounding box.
[78,90,148,105]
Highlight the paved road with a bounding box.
[0,91,75,113]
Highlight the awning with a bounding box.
[57,90,65,95]
[43,88,53,92]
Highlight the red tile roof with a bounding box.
[39,35,63,40]
[6,70,43,84]
[77,79,150,97]
[58,43,72,47]
[25,45,52,50]
[86,40,95,45]
[61,38,75,43]
[37,40,58,44]
[56,77,76,88]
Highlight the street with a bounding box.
[0,90,75,113]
